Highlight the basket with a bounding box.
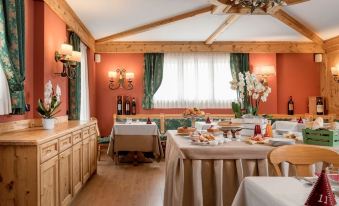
[302,128,339,147]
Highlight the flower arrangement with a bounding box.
[37,81,61,119]
[230,71,271,117]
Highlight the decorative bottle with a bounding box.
[288,96,294,115]
[125,96,131,115]
[117,96,123,115]
[316,97,324,115]
[131,98,136,115]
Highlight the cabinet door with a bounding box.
[59,148,72,206]
[82,138,90,184]
[41,156,59,206]
[89,135,97,175]
[72,142,82,195]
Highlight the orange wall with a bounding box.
[96,53,321,135]
[0,1,96,123]
[277,53,321,114]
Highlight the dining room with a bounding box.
[0,0,339,206]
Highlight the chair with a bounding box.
[268,144,339,177]
[90,117,110,161]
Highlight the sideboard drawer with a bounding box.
[73,130,82,144]
[40,139,59,163]
[82,128,90,139]
[59,134,72,152]
[89,125,96,135]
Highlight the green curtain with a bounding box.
[68,32,81,120]
[230,53,250,109]
[142,53,164,109]
[0,0,26,114]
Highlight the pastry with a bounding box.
[183,108,205,116]
[177,126,196,134]
[207,126,220,133]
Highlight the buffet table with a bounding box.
[107,122,163,163]
[164,130,274,206]
[232,177,339,206]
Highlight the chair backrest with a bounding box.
[268,144,339,177]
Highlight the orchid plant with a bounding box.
[37,81,61,119]
[230,71,271,117]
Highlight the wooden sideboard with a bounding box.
[0,120,98,206]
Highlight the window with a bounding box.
[0,63,12,115]
[79,42,90,121]
[153,53,237,108]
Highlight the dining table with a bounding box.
[107,122,163,164]
[164,130,275,206]
[232,176,339,206]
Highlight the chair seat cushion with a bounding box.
[98,136,110,144]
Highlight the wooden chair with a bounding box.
[90,117,110,161]
[268,144,339,177]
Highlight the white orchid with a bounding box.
[230,71,272,115]
[37,81,62,119]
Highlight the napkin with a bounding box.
[146,117,152,124]
[305,170,336,206]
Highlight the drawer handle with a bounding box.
[46,149,52,153]
[63,141,68,145]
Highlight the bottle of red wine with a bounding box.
[288,96,294,115]
[316,97,324,115]
[117,96,123,115]
[131,98,136,115]
[125,96,131,115]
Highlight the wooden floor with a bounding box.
[72,154,165,206]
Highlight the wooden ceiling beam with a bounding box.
[96,6,213,43]
[205,15,240,45]
[95,41,324,53]
[271,10,323,45]
[324,35,339,53]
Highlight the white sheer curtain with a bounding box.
[0,63,12,115]
[80,42,90,121]
[153,53,237,108]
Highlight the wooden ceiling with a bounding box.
[46,0,339,53]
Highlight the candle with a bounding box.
[126,72,134,80]
[59,44,73,55]
[108,71,117,79]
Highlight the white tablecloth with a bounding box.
[194,121,218,130]
[113,122,159,135]
[232,177,339,206]
[107,122,163,160]
[272,121,305,132]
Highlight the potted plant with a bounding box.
[37,81,61,129]
[230,71,271,117]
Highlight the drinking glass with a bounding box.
[254,125,262,136]
[326,166,339,196]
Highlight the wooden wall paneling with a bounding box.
[43,0,95,50]
[95,41,324,53]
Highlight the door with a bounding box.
[89,135,97,175]
[72,142,82,195]
[82,137,90,183]
[40,156,59,206]
[59,148,72,206]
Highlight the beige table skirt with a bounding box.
[164,135,272,206]
[107,134,164,161]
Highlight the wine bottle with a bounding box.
[117,96,123,115]
[316,97,324,115]
[131,98,136,115]
[125,96,131,115]
[288,96,294,115]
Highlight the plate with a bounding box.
[191,140,219,146]
[177,132,190,136]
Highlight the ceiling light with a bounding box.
[230,0,287,13]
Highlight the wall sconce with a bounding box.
[108,68,134,90]
[255,65,276,85]
[331,65,339,83]
[55,43,81,79]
